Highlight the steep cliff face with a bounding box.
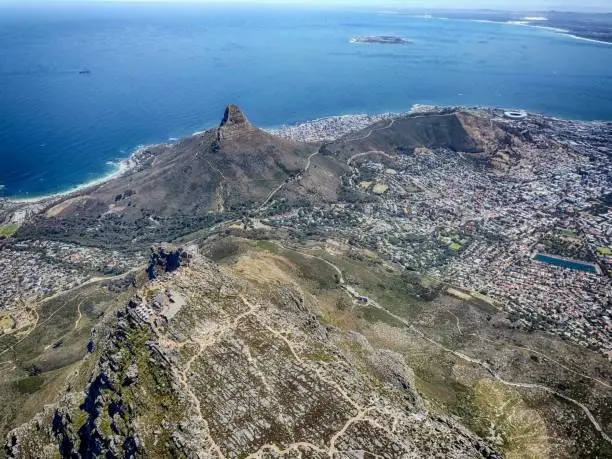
[147,244,193,280]
[6,248,501,458]
[216,104,257,144]
[220,104,251,128]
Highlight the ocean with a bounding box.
[1,3,611,198]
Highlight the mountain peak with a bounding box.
[220,104,251,128]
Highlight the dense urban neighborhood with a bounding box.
[260,108,612,358]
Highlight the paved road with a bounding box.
[347,150,396,166]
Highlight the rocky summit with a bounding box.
[220,104,252,129]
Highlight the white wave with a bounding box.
[504,21,569,34]
[9,167,123,203]
[562,34,612,45]
[8,146,148,204]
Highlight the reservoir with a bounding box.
[534,254,600,274]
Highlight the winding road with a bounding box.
[343,111,456,144]
[347,150,396,166]
[344,118,396,142]
[257,147,321,214]
[274,243,612,446]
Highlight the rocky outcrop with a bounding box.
[220,104,251,128]
[147,244,192,280]
[216,104,256,145]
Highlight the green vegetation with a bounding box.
[98,411,114,437]
[0,278,139,446]
[17,213,230,251]
[253,239,280,254]
[558,228,579,238]
[2,108,611,457]
[206,239,244,262]
[0,314,15,332]
[597,247,612,256]
[0,224,19,238]
[259,244,339,291]
[360,304,405,327]
[72,409,89,431]
[372,183,389,195]
[471,380,549,458]
[13,375,44,394]
[540,230,592,261]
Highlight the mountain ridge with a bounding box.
[5,245,504,458]
[12,105,513,251]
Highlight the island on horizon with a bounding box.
[350,35,412,44]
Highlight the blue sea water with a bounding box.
[1,4,611,198]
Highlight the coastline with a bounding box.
[7,162,128,205]
[3,145,151,205]
[560,33,612,46]
[463,16,612,46]
[509,21,612,45]
[3,110,410,205]
[2,103,608,206]
[415,14,612,46]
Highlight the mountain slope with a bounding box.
[14,106,511,251]
[2,106,611,459]
[326,112,484,160]
[5,245,501,458]
[15,106,336,249]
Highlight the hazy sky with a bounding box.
[1,0,611,12]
